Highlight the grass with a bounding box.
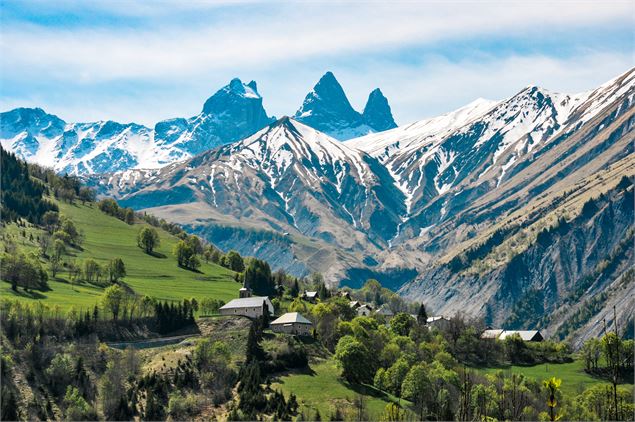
[475,359,634,396]
[0,200,240,312]
[272,358,408,419]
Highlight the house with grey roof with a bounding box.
[219,296,273,318]
[302,291,318,303]
[481,329,544,342]
[376,305,394,318]
[270,312,313,336]
[498,330,544,342]
[427,316,451,331]
[357,304,373,317]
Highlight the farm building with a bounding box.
[338,291,352,300]
[481,329,504,339]
[376,305,394,318]
[482,329,544,342]
[357,304,373,316]
[239,287,252,298]
[270,312,313,336]
[219,297,274,318]
[302,291,318,302]
[427,316,451,330]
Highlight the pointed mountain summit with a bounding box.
[294,71,367,140]
[155,77,275,155]
[362,88,397,132]
[294,72,397,140]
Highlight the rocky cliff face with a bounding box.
[399,180,633,344]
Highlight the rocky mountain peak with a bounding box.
[295,72,358,119]
[202,77,265,115]
[362,88,397,131]
[294,72,369,140]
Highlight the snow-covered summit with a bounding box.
[0,78,275,174]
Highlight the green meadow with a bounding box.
[0,200,239,311]
[272,358,408,419]
[475,359,634,396]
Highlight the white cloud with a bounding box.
[1,2,631,82]
[337,52,635,124]
[0,1,633,125]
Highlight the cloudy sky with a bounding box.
[1,1,633,126]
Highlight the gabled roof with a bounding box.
[427,316,450,323]
[498,330,543,341]
[481,329,504,339]
[271,312,312,325]
[220,296,273,313]
[349,301,360,308]
[304,291,318,297]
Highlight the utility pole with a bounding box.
[612,305,620,421]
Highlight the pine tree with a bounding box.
[417,303,428,325]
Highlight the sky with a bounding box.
[0,0,633,127]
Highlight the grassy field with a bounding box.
[475,359,634,396]
[0,200,240,312]
[272,358,408,419]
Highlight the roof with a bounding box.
[358,304,373,311]
[427,316,450,323]
[481,329,504,339]
[349,301,360,308]
[220,296,273,313]
[271,312,312,325]
[304,291,318,297]
[498,330,542,341]
[376,305,394,315]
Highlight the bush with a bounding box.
[167,392,201,419]
[46,354,74,396]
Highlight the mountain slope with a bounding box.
[294,72,396,140]
[92,117,406,283]
[349,68,635,237]
[0,79,274,175]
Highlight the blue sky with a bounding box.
[1,0,633,126]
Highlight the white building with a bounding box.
[302,291,318,302]
[483,329,544,342]
[357,304,373,316]
[270,312,313,336]
[427,316,451,331]
[219,297,274,318]
[376,305,394,318]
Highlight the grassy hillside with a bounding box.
[475,359,634,396]
[272,358,407,419]
[1,199,239,311]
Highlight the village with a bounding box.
[219,284,544,343]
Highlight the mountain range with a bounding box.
[0,72,396,175]
[2,67,633,341]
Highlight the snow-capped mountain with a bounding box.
[96,117,406,250]
[0,78,274,174]
[153,78,274,156]
[294,72,397,140]
[5,66,633,337]
[348,67,635,226]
